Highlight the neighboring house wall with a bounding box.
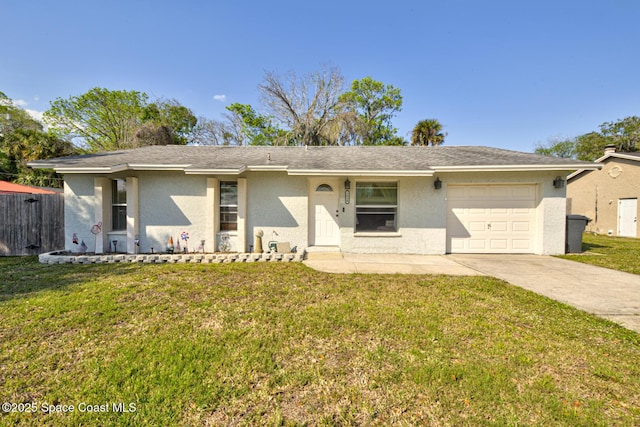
[567,158,640,237]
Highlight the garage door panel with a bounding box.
[446,184,537,254]
[469,208,487,215]
[512,221,531,232]
[512,239,531,250]
[469,239,487,250]
[488,186,510,198]
[489,239,508,250]
[491,221,508,232]
[469,221,486,232]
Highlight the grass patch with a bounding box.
[559,233,640,275]
[1,257,639,425]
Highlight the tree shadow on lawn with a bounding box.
[0,256,144,302]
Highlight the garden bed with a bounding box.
[38,250,305,264]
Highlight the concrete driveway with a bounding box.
[450,254,640,334]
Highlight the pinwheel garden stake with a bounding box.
[181,231,190,253]
[90,222,102,254]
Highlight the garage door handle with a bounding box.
[487,224,491,229]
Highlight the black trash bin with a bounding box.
[566,215,591,253]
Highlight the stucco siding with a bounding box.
[63,175,98,252]
[138,172,210,253]
[568,158,640,237]
[60,168,572,255]
[340,177,446,254]
[245,172,309,252]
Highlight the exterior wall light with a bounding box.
[553,176,565,188]
[434,177,442,190]
[344,178,351,204]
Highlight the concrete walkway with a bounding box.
[450,254,640,334]
[303,252,483,276]
[303,252,640,333]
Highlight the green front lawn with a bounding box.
[1,257,639,426]
[560,233,640,275]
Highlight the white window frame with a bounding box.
[355,181,398,232]
[111,178,127,231]
[220,181,238,231]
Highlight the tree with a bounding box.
[534,137,577,158]
[44,88,197,152]
[599,116,640,153]
[258,66,348,145]
[339,77,403,145]
[574,132,612,161]
[1,91,76,187]
[140,99,197,145]
[225,103,284,145]
[411,119,446,146]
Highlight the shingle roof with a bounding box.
[28,145,599,174]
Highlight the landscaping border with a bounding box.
[39,251,305,265]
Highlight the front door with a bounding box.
[312,182,340,246]
[618,198,638,237]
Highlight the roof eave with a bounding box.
[433,164,602,173]
[286,169,435,176]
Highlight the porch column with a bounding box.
[207,178,219,252]
[93,177,110,254]
[237,178,247,252]
[126,176,139,254]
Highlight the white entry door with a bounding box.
[618,198,638,237]
[447,184,537,253]
[312,183,340,246]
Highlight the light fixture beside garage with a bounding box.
[434,177,442,190]
[344,178,351,204]
[553,176,565,188]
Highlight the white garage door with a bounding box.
[446,185,537,253]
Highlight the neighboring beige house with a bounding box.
[29,145,598,255]
[567,145,640,238]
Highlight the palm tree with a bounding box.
[411,119,446,146]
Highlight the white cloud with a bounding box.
[213,94,227,102]
[25,109,44,123]
[13,99,28,107]
[34,96,40,102]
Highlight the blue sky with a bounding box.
[2,0,639,152]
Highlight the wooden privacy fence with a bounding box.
[0,193,64,256]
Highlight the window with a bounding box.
[220,181,238,231]
[111,179,127,231]
[315,184,333,192]
[355,182,397,232]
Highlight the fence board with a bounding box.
[0,193,64,256]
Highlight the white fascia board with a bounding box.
[128,164,191,171]
[433,164,602,173]
[52,164,130,174]
[246,165,289,171]
[287,169,434,176]
[184,167,244,175]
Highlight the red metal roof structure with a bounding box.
[0,180,59,194]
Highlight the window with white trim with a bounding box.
[111,178,127,231]
[220,181,238,231]
[355,182,397,232]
